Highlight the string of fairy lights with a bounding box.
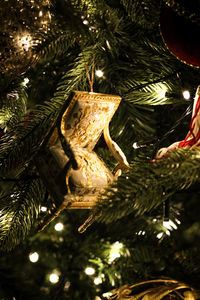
[29,205,126,296]
[28,206,181,299]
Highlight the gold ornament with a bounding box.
[103,279,200,299]
[36,91,129,230]
[0,0,51,76]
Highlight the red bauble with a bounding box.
[160,3,200,67]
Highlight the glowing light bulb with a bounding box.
[83,20,89,25]
[54,222,64,231]
[95,70,104,77]
[160,90,166,98]
[94,277,102,285]
[112,241,123,249]
[85,266,95,275]
[137,230,146,236]
[103,292,113,298]
[16,33,32,51]
[49,273,59,284]
[163,219,178,230]
[29,252,39,263]
[163,220,171,230]
[23,77,29,85]
[132,142,139,149]
[156,232,163,239]
[41,206,47,212]
[108,242,123,263]
[183,90,190,100]
[39,10,43,17]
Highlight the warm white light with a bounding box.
[85,267,95,275]
[39,10,43,17]
[103,292,113,298]
[109,252,120,263]
[54,222,64,231]
[16,33,32,51]
[106,40,111,49]
[94,277,102,285]
[155,83,167,101]
[41,206,47,212]
[83,19,89,25]
[132,142,139,149]
[49,273,59,284]
[137,230,146,236]
[163,220,171,230]
[156,232,163,239]
[23,77,29,85]
[29,252,39,263]
[64,281,70,291]
[112,241,123,249]
[163,219,178,230]
[95,70,104,77]
[183,90,190,100]
[160,90,166,98]
[108,242,123,263]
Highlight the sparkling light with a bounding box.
[29,252,39,263]
[41,206,47,212]
[49,273,59,284]
[183,90,190,100]
[160,89,166,98]
[112,241,123,249]
[132,142,139,149]
[94,277,102,285]
[54,222,64,231]
[16,33,33,51]
[95,70,104,77]
[85,266,95,275]
[23,77,29,85]
[137,230,146,236]
[156,232,163,239]
[155,83,167,100]
[83,19,89,25]
[108,242,123,263]
[163,219,178,230]
[103,292,113,298]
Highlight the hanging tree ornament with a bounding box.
[0,0,51,76]
[36,91,129,231]
[35,47,129,231]
[160,0,200,67]
[155,86,200,159]
[103,278,200,299]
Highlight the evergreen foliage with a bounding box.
[0,0,200,299]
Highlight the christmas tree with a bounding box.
[1,0,200,299]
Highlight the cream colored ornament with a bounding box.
[36,91,129,230]
[49,91,129,208]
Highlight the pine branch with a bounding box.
[94,148,200,223]
[0,88,27,130]
[0,177,46,251]
[0,50,93,175]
